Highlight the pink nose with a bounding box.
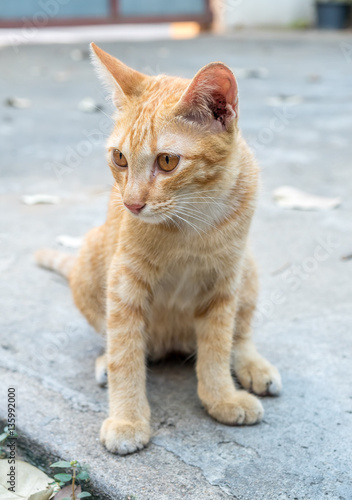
[124,202,145,214]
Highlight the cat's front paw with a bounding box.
[235,354,282,396]
[100,418,150,455]
[205,391,264,425]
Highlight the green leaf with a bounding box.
[77,493,92,498]
[77,471,90,481]
[50,461,72,468]
[54,473,72,482]
[0,432,8,442]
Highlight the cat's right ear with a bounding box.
[175,62,238,132]
[90,43,147,109]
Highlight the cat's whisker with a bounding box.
[97,107,115,123]
[178,203,219,220]
[177,200,225,204]
[175,208,217,230]
[183,351,197,364]
[161,212,181,234]
[173,212,207,235]
[163,212,185,234]
[174,189,225,200]
[179,198,226,208]
[111,199,124,207]
[175,191,225,199]
[175,188,224,195]
[175,188,225,195]
[177,198,226,206]
[171,212,205,238]
[175,194,228,209]
[159,213,170,230]
[178,198,227,212]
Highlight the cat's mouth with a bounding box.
[124,203,166,225]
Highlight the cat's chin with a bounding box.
[136,213,165,225]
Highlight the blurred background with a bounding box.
[1,0,352,31]
[0,2,352,500]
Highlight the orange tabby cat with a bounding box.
[35,43,281,455]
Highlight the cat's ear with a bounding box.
[175,62,238,131]
[90,42,147,109]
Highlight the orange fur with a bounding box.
[35,43,281,455]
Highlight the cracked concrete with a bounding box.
[1,31,352,499]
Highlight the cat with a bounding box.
[35,43,282,455]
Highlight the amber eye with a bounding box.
[112,149,128,168]
[157,153,180,172]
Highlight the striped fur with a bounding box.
[35,249,75,278]
[36,44,281,455]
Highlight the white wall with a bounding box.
[213,0,315,29]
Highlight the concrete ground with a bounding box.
[1,31,352,499]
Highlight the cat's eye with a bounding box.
[112,149,128,168]
[157,153,180,172]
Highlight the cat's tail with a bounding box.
[35,248,75,279]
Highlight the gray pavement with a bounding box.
[1,31,352,499]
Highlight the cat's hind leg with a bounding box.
[69,226,107,334]
[95,353,108,387]
[232,256,282,396]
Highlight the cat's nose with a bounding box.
[124,202,146,214]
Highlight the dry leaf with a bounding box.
[273,186,341,211]
[0,459,53,499]
[4,97,31,109]
[53,483,81,499]
[28,487,55,500]
[21,194,61,205]
[341,253,352,261]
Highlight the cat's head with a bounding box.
[91,43,240,228]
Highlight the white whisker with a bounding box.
[171,212,205,238]
[178,197,227,214]
[174,189,224,200]
[178,204,219,220]
[97,107,115,123]
[175,208,217,230]
[162,211,180,231]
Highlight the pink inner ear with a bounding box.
[181,63,238,128]
[211,68,237,110]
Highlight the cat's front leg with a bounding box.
[100,263,152,455]
[195,293,264,425]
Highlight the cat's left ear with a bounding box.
[90,42,147,109]
[176,62,238,131]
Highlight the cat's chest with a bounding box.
[153,260,202,312]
